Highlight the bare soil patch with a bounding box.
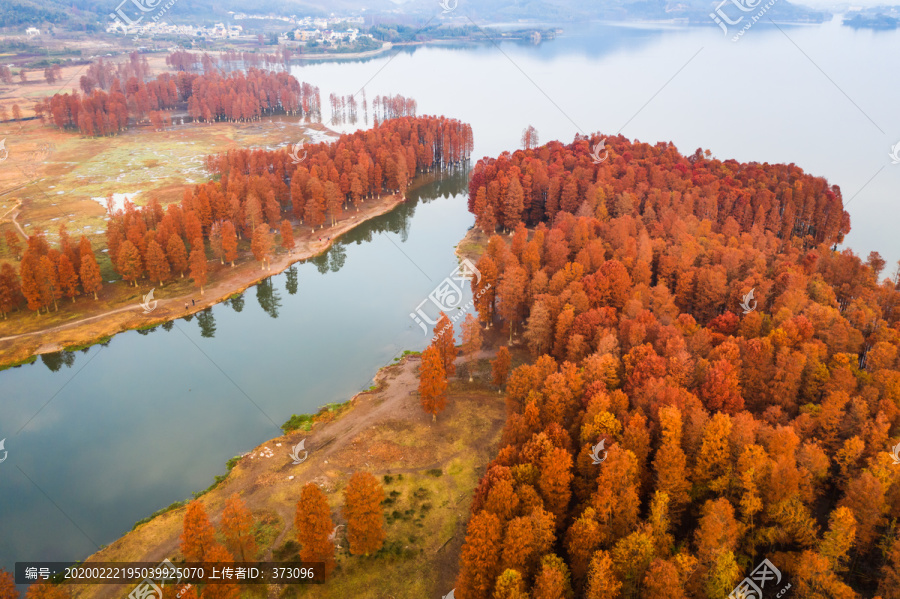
[68,352,505,599]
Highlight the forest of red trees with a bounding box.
[0,115,472,317]
[453,134,900,598]
[327,91,418,127]
[35,68,322,136]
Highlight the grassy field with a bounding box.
[0,116,332,263]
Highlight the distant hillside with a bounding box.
[399,0,830,24]
[0,0,394,29]
[843,11,900,29]
[0,0,828,31]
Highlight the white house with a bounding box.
[26,27,40,37]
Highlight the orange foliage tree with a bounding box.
[188,244,208,294]
[492,346,511,389]
[419,344,448,421]
[342,472,386,556]
[455,511,503,599]
[295,483,336,579]
[180,500,218,562]
[0,570,17,599]
[433,311,458,377]
[461,313,483,381]
[220,494,258,561]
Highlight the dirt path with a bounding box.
[71,352,506,599]
[0,198,25,238]
[0,301,139,342]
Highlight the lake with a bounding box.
[1,16,898,579]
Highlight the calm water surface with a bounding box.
[1,17,898,577]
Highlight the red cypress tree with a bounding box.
[0,569,17,599]
[199,543,240,599]
[117,240,143,286]
[56,254,79,302]
[220,494,258,561]
[433,311,458,377]
[189,243,208,295]
[455,511,503,599]
[699,359,744,413]
[180,500,218,562]
[325,181,342,226]
[342,471,386,556]
[305,178,326,229]
[38,254,60,311]
[209,221,225,265]
[280,220,295,255]
[145,239,171,286]
[539,446,574,526]
[295,483,336,579]
[167,234,189,278]
[461,313,484,382]
[0,263,22,317]
[492,346,512,389]
[184,210,203,244]
[419,344,448,421]
[79,243,102,300]
[250,224,273,270]
[533,554,574,599]
[4,230,21,260]
[221,220,238,267]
